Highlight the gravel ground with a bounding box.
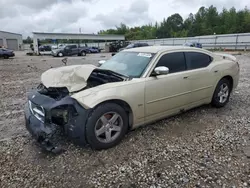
[0,52,250,188]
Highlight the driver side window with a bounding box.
[155,52,186,74]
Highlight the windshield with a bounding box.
[99,51,155,78]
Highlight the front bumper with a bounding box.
[25,91,91,152]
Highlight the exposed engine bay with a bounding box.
[38,68,128,100]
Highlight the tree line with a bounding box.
[98,6,250,40]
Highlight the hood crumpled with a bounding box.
[41,64,97,92]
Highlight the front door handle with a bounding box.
[183,76,189,79]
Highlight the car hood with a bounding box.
[41,64,97,92]
[2,48,13,53]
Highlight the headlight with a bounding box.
[29,100,45,123]
[51,107,71,126]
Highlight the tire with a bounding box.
[81,51,86,56]
[58,52,63,57]
[86,103,128,150]
[211,78,231,108]
[3,55,9,59]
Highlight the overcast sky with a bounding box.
[0,0,248,37]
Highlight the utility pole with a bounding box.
[79,28,81,47]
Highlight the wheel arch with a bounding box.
[221,75,233,91]
[93,99,134,129]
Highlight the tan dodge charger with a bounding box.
[25,46,239,152]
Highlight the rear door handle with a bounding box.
[214,70,218,73]
[183,76,189,79]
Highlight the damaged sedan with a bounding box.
[25,46,239,152]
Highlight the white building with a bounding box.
[0,30,23,50]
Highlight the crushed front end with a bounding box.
[25,64,128,152]
[24,84,91,153]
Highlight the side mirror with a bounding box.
[98,60,106,66]
[154,66,169,75]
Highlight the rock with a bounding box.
[182,177,189,183]
[243,146,250,158]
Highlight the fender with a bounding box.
[71,80,146,125]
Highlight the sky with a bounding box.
[0,0,248,37]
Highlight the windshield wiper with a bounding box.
[97,68,129,79]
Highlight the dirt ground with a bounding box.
[0,51,250,188]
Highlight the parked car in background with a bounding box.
[111,42,150,56]
[25,46,239,152]
[0,48,15,59]
[119,43,149,52]
[86,47,101,53]
[52,44,88,57]
[109,41,130,52]
[39,45,52,55]
[39,45,52,52]
[183,42,202,48]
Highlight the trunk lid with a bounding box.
[213,52,237,62]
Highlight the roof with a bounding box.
[33,32,124,38]
[124,45,211,54]
[32,32,125,41]
[0,30,22,36]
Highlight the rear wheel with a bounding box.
[211,78,231,108]
[86,103,128,150]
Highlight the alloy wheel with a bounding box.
[218,83,229,103]
[94,112,123,143]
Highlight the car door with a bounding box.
[64,46,72,55]
[184,52,218,103]
[144,52,191,121]
[71,45,78,55]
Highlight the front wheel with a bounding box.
[86,103,128,150]
[211,78,231,108]
[3,55,9,59]
[58,52,64,57]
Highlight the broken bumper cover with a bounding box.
[24,91,91,152]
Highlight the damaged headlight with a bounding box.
[29,100,45,123]
[51,108,69,125]
[51,105,77,126]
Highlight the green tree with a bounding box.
[98,5,250,40]
[23,36,33,44]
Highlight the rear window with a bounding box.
[185,52,212,69]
